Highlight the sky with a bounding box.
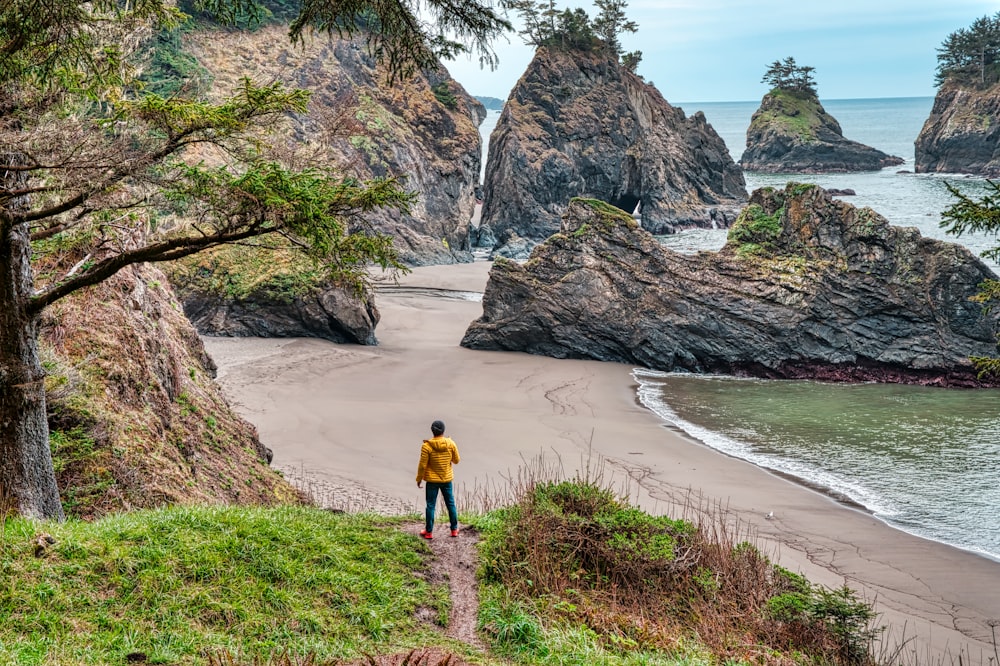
[443,0,1000,104]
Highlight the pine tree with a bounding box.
[761,57,817,95]
[935,12,1000,88]
[940,181,1000,377]
[592,0,637,57]
[0,0,510,520]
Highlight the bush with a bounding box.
[477,478,883,665]
[728,204,783,249]
[432,82,458,109]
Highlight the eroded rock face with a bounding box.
[182,289,378,343]
[462,188,1000,387]
[185,27,484,266]
[168,28,483,343]
[741,91,904,173]
[40,263,301,519]
[915,81,1000,176]
[480,47,746,241]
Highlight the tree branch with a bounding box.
[26,225,268,314]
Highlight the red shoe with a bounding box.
[450,529,459,537]
[419,530,433,539]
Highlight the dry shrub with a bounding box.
[479,475,882,665]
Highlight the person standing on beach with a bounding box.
[416,420,460,539]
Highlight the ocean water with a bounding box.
[476,97,1000,561]
[665,97,1000,265]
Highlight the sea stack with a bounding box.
[915,14,1000,176]
[915,80,1000,176]
[479,45,746,243]
[740,58,903,173]
[462,186,1000,387]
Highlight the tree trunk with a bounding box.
[0,200,65,521]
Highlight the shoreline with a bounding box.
[634,371,1000,565]
[204,259,1000,661]
[656,411,1000,565]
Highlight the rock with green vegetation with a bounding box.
[474,95,505,110]
[181,25,484,267]
[169,246,380,344]
[462,188,1000,386]
[480,46,746,245]
[36,258,300,519]
[741,89,904,173]
[915,80,1000,176]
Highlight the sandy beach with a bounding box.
[204,259,1000,662]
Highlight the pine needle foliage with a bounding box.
[940,180,1000,378]
[935,12,1000,88]
[290,0,512,84]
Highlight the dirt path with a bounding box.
[403,523,485,651]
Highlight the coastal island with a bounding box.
[740,57,904,173]
[916,11,1000,176]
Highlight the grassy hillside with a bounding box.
[476,480,879,666]
[0,506,451,665]
[0,480,884,666]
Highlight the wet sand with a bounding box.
[204,259,1000,662]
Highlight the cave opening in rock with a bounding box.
[608,194,641,216]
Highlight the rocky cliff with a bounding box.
[183,26,484,266]
[462,187,1000,387]
[38,261,301,519]
[741,90,904,173]
[915,80,1000,176]
[479,46,746,243]
[164,26,485,342]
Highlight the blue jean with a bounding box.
[425,481,458,532]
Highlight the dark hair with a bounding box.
[431,420,445,436]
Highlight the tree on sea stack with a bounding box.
[935,11,1000,88]
[509,0,641,69]
[0,0,510,520]
[761,56,817,95]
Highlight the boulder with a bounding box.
[741,90,904,173]
[169,245,380,345]
[479,46,746,242]
[915,80,1000,176]
[490,233,535,262]
[462,186,1000,387]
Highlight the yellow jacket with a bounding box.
[416,436,460,483]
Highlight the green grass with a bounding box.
[0,506,446,665]
[169,245,327,304]
[477,584,698,666]
[750,89,825,141]
[727,203,784,257]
